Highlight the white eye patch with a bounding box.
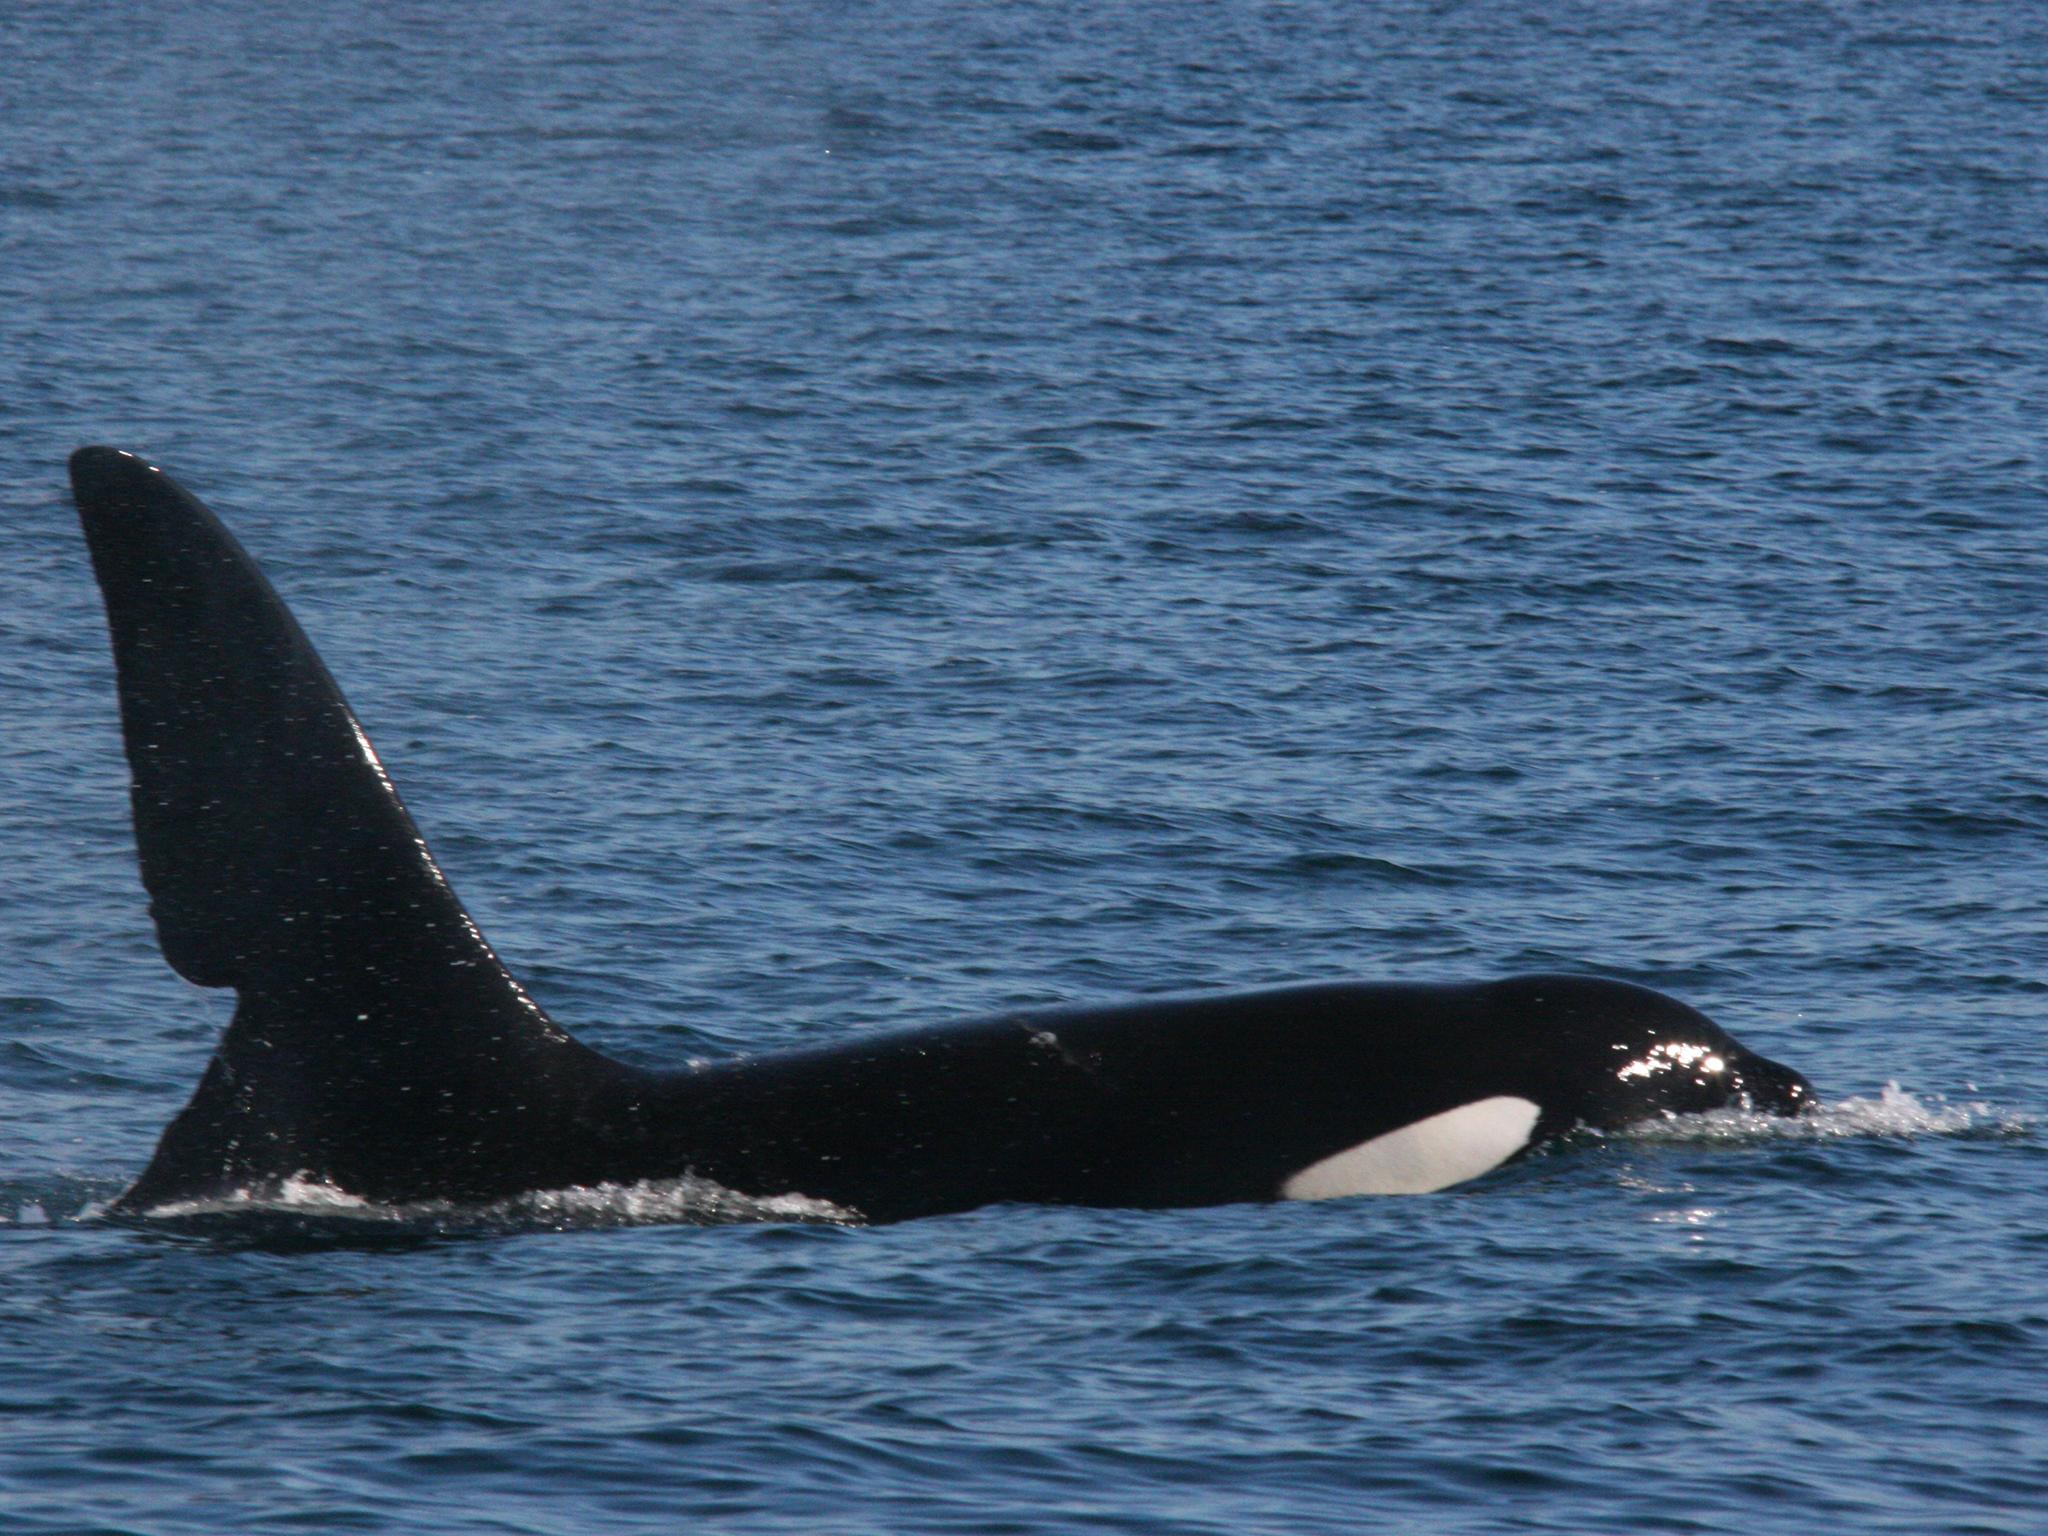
[1279,1096,1542,1199]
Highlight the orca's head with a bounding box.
[1599,1032,1818,1123]
[1718,1046,1816,1118]
[1487,975,1818,1135]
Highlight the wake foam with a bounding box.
[126,1171,864,1237]
[1615,1082,2026,1144]
[0,1176,132,1229]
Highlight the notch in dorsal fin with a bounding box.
[71,448,609,1209]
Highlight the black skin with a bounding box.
[69,447,1815,1226]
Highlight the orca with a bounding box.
[67,446,1815,1226]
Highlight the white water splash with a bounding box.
[1617,1082,2026,1145]
[135,1171,864,1232]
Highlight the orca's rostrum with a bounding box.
[68,446,1815,1225]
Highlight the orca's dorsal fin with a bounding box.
[71,448,610,1209]
[70,446,522,999]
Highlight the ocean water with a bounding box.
[3,1,2046,1530]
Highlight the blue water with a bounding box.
[4,1,2046,1529]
